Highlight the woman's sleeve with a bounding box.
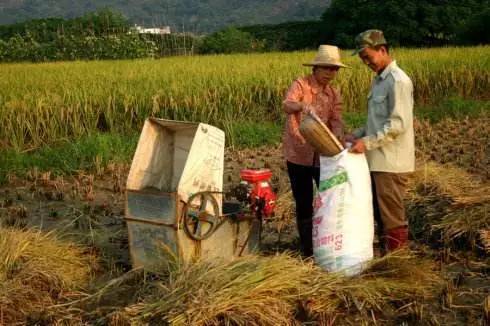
[282,80,304,114]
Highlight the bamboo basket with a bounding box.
[299,111,344,156]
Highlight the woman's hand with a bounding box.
[283,101,315,114]
[283,100,304,114]
[302,103,314,114]
[344,134,356,144]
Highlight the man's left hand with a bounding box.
[349,139,366,153]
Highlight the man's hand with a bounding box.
[349,139,366,153]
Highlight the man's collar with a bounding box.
[377,60,397,80]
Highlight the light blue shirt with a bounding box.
[354,61,415,172]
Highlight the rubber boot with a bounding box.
[297,219,313,257]
[385,226,409,252]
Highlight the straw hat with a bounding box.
[303,45,348,68]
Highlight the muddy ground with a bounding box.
[0,115,489,324]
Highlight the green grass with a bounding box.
[0,133,137,182]
[0,98,488,183]
[227,121,283,148]
[416,97,490,123]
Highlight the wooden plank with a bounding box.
[127,221,178,269]
[126,191,176,224]
[178,123,225,212]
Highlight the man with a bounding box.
[347,30,414,252]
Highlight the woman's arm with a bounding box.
[282,80,306,114]
[283,100,306,114]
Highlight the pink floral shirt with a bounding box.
[282,75,344,166]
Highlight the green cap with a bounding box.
[352,29,387,55]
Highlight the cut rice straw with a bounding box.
[408,161,489,248]
[83,250,442,325]
[409,161,490,206]
[0,227,96,324]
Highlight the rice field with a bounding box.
[0,46,489,325]
[1,46,489,151]
[1,138,488,324]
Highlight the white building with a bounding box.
[133,24,171,35]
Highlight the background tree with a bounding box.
[70,8,130,36]
[199,27,258,54]
[457,7,490,44]
[239,21,325,51]
[321,0,489,47]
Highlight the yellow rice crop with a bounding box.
[0,46,489,150]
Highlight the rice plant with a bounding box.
[0,46,489,151]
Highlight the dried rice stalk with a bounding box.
[408,161,489,248]
[273,190,295,232]
[484,296,490,325]
[307,250,443,323]
[0,227,96,324]
[478,230,490,254]
[125,254,308,326]
[432,203,489,245]
[89,250,442,325]
[409,161,490,206]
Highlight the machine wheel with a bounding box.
[182,192,220,241]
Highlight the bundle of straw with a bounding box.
[87,251,442,325]
[479,230,490,254]
[306,250,443,323]
[125,254,308,325]
[408,162,490,206]
[0,227,96,324]
[407,162,489,250]
[272,190,295,233]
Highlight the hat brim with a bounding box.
[351,46,366,56]
[303,62,349,68]
[351,43,388,56]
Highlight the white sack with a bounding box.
[313,150,374,276]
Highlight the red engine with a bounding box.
[238,169,276,218]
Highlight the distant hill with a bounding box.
[0,0,331,33]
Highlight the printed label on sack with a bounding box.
[319,171,348,192]
[313,195,323,210]
[313,232,343,250]
[314,248,346,270]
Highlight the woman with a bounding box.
[282,45,347,257]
